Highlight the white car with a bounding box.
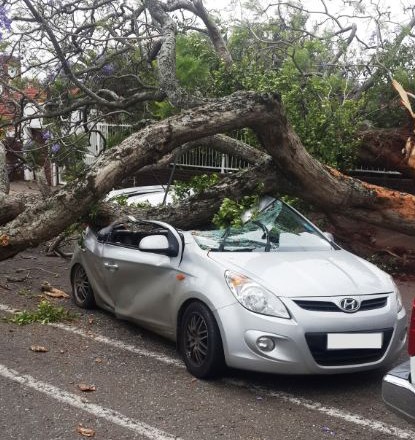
[106,185,174,206]
[382,299,415,422]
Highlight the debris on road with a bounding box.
[78,383,96,392]
[41,281,70,298]
[76,425,96,437]
[6,273,29,283]
[30,345,48,353]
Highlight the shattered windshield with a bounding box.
[192,199,333,253]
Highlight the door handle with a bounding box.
[104,262,119,270]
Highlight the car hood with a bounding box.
[207,250,393,298]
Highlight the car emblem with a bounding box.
[339,298,360,313]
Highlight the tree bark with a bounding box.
[358,128,415,179]
[0,193,33,226]
[0,91,280,260]
[3,91,415,261]
[255,109,415,236]
[142,134,267,171]
[0,141,10,195]
[93,159,283,230]
[147,0,203,108]
[191,0,233,67]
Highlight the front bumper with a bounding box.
[214,299,407,375]
[382,360,415,422]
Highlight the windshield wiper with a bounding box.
[252,220,271,252]
[218,226,231,252]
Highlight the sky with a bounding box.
[202,0,414,45]
[204,0,413,24]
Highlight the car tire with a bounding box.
[179,301,225,379]
[71,264,96,309]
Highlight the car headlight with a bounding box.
[392,281,403,312]
[224,271,290,319]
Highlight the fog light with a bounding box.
[256,336,275,352]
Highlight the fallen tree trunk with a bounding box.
[0,193,35,226]
[254,109,415,236]
[358,128,415,179]
[3,91,415,262]
[93,159,283,229]
[0,91,280,260]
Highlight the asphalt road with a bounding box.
[0,249,414,440]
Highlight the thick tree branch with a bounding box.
[147,0,203,108]
[0,91,280,260]
[189,0,232,66]
[0,141,10,195]
[94,159,283,229]
[358,128,415,179]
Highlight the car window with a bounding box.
[100,220,183,257]
[192,199,333,252]
[105,222,165,249]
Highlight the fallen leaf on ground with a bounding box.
[78,383,96,392]
[41,281,70,298]
[44,289,70,298]
[76,425,95,437]
[0,234,9,247]
[30,345,48,353]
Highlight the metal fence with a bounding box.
[88,122,134,157]
[175,146,250,173]
[85,123,251,173]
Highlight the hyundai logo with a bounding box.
[339,298,360,313]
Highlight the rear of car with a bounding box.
[382,299,415,421]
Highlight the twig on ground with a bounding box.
[46,233,77,259]
[35,267,60,277]
[6,273,29,282]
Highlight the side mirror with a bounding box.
[139,235,170,254]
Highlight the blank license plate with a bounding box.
[327,333,383,350]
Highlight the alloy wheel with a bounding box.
[73,265,92,305]
[185,312,209,366]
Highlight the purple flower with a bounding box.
[0,7,11,31]
[51,143,60,153]
[0,6,11,40]
[42,130,52,141]
[102,64,115,76]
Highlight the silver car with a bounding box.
[71,198,407,378]
[382,299,415,422]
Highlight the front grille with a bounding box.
[360,297,388,310]
[294,300,338,312]
[294,296,388,312]
[305,328,393,366]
